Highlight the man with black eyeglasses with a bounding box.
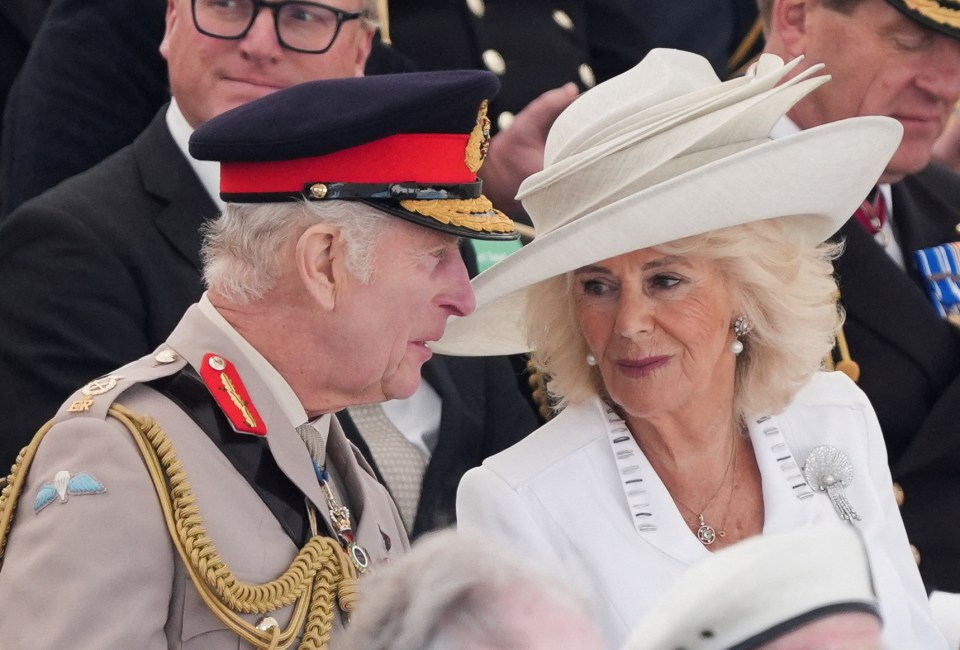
[0,0,544,540]
[0,0,377,466]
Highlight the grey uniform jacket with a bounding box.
[0,305,408,648]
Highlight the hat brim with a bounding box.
[359,197,520,241]
[431,116,903,356]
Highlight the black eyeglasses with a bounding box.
[192,0,367,54]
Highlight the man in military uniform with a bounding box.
[0,70,518,647]
[0,0,542,543]
[760,0,960,596]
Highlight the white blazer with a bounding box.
[457,371,945,649]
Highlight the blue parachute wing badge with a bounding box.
[67,472,106,496]
[33,470,107,514]
[34,483,58,513]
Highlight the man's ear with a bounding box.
[296,223,343,311]
[352,27,375,77]
[159,0,179,60]
[773,0,812,57]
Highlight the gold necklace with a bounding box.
[671,439,738,546]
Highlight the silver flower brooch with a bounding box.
[803,446,861,522]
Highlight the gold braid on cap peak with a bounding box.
[400,196,517,233]
[0,405,358,650]
[903,0,960,28]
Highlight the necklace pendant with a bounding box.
[696,514,717,545]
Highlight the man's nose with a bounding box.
[239,7,284,61]
[440,252,477,318]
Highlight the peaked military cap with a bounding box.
[885,0,960,39]
[189,70,518,240]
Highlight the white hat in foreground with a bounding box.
[622,522,880,650]
[432,49,902,356]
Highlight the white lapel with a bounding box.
[748,413,819,535]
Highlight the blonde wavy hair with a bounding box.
[526,218,843,420]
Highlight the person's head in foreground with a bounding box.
[190,70,519,414]
[623,521,882,650]
[340,529,605,650]
[759,0,960,183]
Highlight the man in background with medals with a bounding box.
[760,0,960,634]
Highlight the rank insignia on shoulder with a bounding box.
[34,470,106,514]
[199,353,267,436]
[67,374,125,413]
[81,374,123,397]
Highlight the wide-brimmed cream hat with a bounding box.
[432,49,902,356]
[621,522,880,650]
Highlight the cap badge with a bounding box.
[465,99,492,173]
[199,353,267,436]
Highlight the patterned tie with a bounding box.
[853,186,889,246]
[346,403,427,534]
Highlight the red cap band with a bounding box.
[220,133,474,195]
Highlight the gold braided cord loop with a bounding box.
[0,404,359,650]
[110,403,358,649]
[399,197,517,234]
[903,0,960,29]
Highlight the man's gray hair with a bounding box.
[202,200,396,304]
[340,530,598,650]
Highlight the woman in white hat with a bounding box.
[433,49,946,648]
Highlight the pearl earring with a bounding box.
[586,353,597,366]
[731,315,750,355]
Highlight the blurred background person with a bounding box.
[629,0,761,77]
[435,49,943,647]
[760,0,960,597]
[341,529,604,650]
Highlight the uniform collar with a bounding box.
[197,293,313,433]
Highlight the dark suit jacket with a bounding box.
[0,0,169,217]
[0,108,217,466]
[387,0,648,135]
[340,354,540,538]
[834,163,960,592]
